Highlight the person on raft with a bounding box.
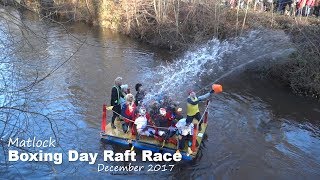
[134,107,159,140]
[151,95,180,127]
[121,93,137,133]
[134,83,146,106]
[175,118,194,155]
[186,84,223,131]
[154,108,172,128]
[110,77,125,129]
[165,102,183,126]
[119,84,130,107]
[154,105,184,143]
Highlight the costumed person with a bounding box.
[149,101,160,120]
[134,107,157,140]
[134,83,145,106]
[297,0,307,16]
[121,93,137,133]
[186,84,223,131]
[119,84,130,107]
[168,106,184,134]
[174,107,184,121]
[162,118,178,143]
[175,118,194,155]
[110,77,124,129]
[160,95,173,108]
[155,108,171,128]
[165,101,183,126]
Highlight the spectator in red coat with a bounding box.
[306,0,315,16]
[297,0,307,16]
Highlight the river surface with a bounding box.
[0,8,320,179]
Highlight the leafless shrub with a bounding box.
[0,6,85,174]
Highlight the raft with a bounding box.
[100,101,210,161]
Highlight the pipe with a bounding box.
[101,104,107,132]
[191,123,198,152]
[204,100,209,124]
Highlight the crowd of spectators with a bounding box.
[228,0,320,17]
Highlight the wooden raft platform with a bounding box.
[100,101,210,161]
[100,118,208,161]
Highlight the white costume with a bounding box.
[175,118,194,136]
[134,116,155,136]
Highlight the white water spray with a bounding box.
[142,30,294,105]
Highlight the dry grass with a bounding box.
[8,0,320,98]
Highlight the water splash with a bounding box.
[142,30,294,105]
[142,39,241,104]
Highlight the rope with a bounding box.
[198,101,210,124]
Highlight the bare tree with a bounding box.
[0,5,87,176]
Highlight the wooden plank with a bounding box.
[103,118,208,157]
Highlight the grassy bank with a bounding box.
[10,1,319,48]
[2,0,320,99]
[228,11,320,99]
[268,24,320,99]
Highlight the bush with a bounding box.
[269,24,320,99]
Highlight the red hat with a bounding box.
[188,90,194,95]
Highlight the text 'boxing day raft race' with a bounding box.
[100,83,223,161]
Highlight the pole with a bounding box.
[191,123,198,152]
[204,100,209,124]
[101,104,107,132]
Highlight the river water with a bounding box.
[1,8,320,179]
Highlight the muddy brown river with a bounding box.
[0,8,320,179]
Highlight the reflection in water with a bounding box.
[282,122,320,162]
[0,7,320,179]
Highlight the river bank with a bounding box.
[1,0,320,98]
[1,4,320,179]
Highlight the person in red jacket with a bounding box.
[156,108,171,128]
[121,94,137,133]
[297,0,307,16]
[306,0,315,16]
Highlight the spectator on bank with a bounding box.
[278,0,293,14]
[255,0,265,11]
[264,0,274,11]
[305,0,315,16]
[240,0,246,8]
[297,0,307,16]
[289,0,298,16]
[230,0,236,8]
[315,0,320,17]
